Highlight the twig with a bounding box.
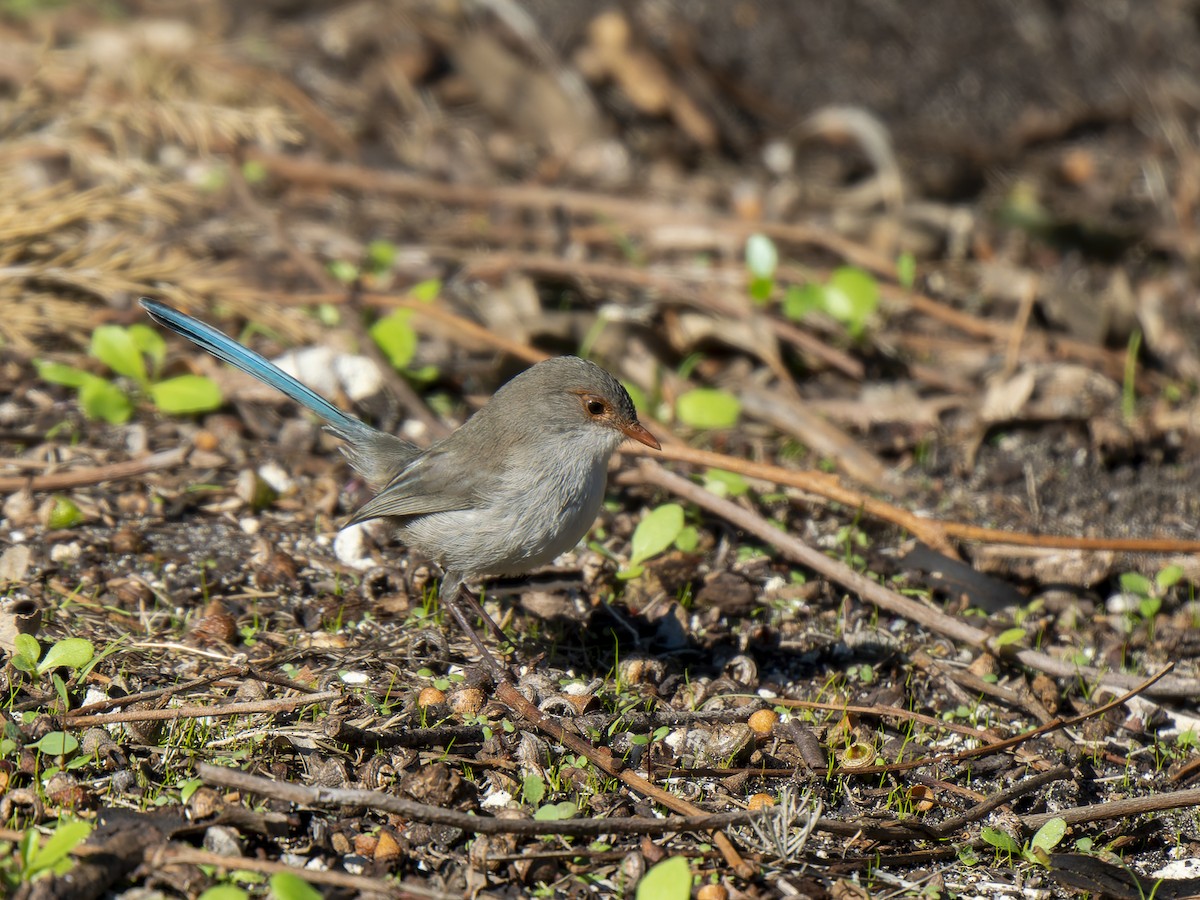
[1022,786,1200,830]
[0,447,188,492]
[242,151,896,275]
[196,762,763,837]
[63,690,340,727]
[147,844,430,898]
[928,764,1073,838]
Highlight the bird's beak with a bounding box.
[622,421,661,450]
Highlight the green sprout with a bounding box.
[37,323,221,423]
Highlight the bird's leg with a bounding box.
[439,573,512,681]
[457,584,510,646]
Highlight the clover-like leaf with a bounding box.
[745,233,777,280]
[32,731,79,756]
[37,637,94,675]
[91,325,147,383]
[533,801,577,821]
[1031,817,1067,854]
[47,496,83,530]
[782,283,824,322]
[26,820,92,877]
[149,375,223,414]
[703,468,749,498]
[628,503,685,569]
[676,388,740,429]
[370,310,418,370]
[269,872,322,900]
[636,856,691,900]
[823,266,879,336]
[78,378,133,424]
[128,324,167,374]
[981,825,1021,855]
[35,361,93,388]
[198,886,250,900]
[522,774,546,805]
[13,633,41,670]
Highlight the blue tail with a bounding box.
[140,298,369,437]
[140,298,418,486]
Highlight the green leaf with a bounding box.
[896,251,916,289]
[703,468,749,498]
[78,378,133,424]
[824,267,879,336]
[35,361,93,388]
[32,732,79,756]
[37,638,94,675]
[14,633,41,664]
[676,388,740,429]
[198,887,250,900]
[636,856,691,900]
[1031,817,1067,853]
[744,233,777,281]
[128,324,167,374]
[522,774,545,805]
[629,504,685,567]
[370,311,418,369]
[533,801,577,821]
[409,279,442,303]
[748,276,773,305]
[782,283,823,322]
[366,240,397,274]
[47,496,83,530]
[1119,572,1153,597]
[90,325,147,383]
[991,627,1026,649]
[981,826,1021,854]
[328,260,359,284]
[180,778,204,803]
[242,159,267,183]
[269,872,322,900]
[25,820,91,876]
[674,525,699,553]
[1157,565,1185,590]
[149,375,224,414]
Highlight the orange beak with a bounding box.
[622,421,661,450]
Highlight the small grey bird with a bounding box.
[140,298,660,647]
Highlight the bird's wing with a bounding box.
[344,444,491,525]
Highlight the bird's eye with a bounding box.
[585,399,606,416]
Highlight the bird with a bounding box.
[139,298,660,660]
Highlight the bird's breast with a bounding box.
[396,452,611,578]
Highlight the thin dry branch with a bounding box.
[196,762,765,837]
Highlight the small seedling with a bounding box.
[9,635,94,679]
[980,817,1067,866]
[1,819,93,887]
[619,503,689,579]
[269,871,323,900]
[636,855,691,900]
[369,279,440,383]
[784,266,880,338]
[37,323,221,423]
[675,387,741,429]
[745,233,778,304]
[1116,565,1183,639]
